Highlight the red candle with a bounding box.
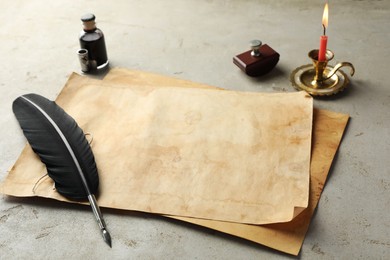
[318,35,328,61]
[318,3,329,61]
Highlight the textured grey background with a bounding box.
[0,0,389,259]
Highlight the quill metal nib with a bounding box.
[88,194,112,247]
[102,228,112,248]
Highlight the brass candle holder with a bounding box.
[290,49,355,96]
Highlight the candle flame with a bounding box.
[322,3,329,29]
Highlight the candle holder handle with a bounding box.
[322,62,355,81]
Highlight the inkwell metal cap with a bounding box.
[81,13,96,22]
[250,40,262,57]
[81,13,96,31]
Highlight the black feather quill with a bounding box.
[12,93,111,247]
[12,93,98,199]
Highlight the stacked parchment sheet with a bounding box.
[0,68,349,255]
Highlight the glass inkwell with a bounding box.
[78,13,109,73]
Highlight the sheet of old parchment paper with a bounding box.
[104,68,349,255]
[0,69,348,254]
[0,72,313,225]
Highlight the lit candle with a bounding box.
[318,3,329,61]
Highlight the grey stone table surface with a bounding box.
[0,0,389,259]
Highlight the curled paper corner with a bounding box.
[292,206,308,220]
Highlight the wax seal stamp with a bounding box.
[233,40,280,77]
